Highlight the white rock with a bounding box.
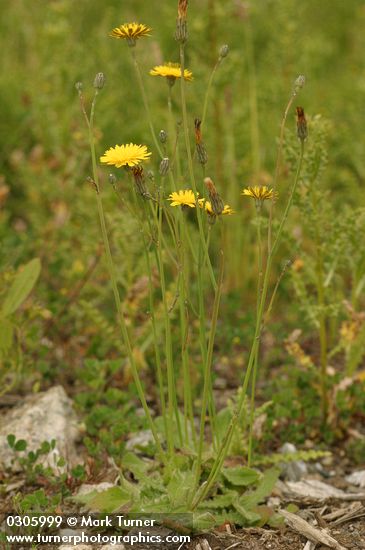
[279,442,308,481]
[0,386,81,472]
[125,429,153,450]
[345,470,365,487]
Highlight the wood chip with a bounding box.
[281,479,365,502]
[280,510,348,550]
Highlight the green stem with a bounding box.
[179,43,217,292]
[268,94,296,253]
[191,250,224,501]
[192,141,305,509]
[86,91,165,463]
[130,49,163,159]
[247,205,263,466]
[310,188,328,423]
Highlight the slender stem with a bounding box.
[130,49,163,159]
[150,198,183,454]
[86,91,165,463]
[247,205,263,466]
[201,61,220,130]
[141,201,168,440]
[179,43,217,292]
[191,250,224,501]
[310,187,328,423]
[192,141,305,509]
[268,94,296,253]
[245,16,260,175]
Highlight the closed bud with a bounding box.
[108,173,117,186]
[196,143,208,165]
[178,0,188,19]
[296,106,308,142]
[175,17,188,43]
[93,72,105,90]
[132,166,149,198]
[219,44,229,59]
[293,75,305,94]
[159,130,168,144]
[204,177,224,216]
[159,157,170,176]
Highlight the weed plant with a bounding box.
[75,2,315,525]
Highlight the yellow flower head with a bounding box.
[168,190,197,208]
[150,63,193,83]
[198,199,234,216]
[109,23,151,45]
[100,143,151,168]
[241,186,277,202]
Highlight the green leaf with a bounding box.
[2,258,41,317]
[167,470,195,508]
[6,434,16,449]
[0,318,14,352]
[14,439,27,452]
[192,512,217,531]
[238,468,280,509]
[233,501,262,525]
[222,466,260,487]
[201,491,237,509]
[75,487,132,513]
[122,451,149,479]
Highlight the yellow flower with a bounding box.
[109,23,151,45]
[241,186,277,201]
[100,143,151,168]
[198,199,234,216]
[149,63,193,83]
[168,190,197,208]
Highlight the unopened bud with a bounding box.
[178,0,188,19]
[296,106,308,142]
[196,144,208,165]
[175,18,188,43]
[219,44,229,58]
[293,75,305,94]
[204,177,224,216]
[108,173,117,186]
[132,166,149,198]
[159,130,168,144]
[93,72,105,90]
[159,157,170,176]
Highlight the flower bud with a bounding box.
[196,144,208,165]
[159,130,168,144]
[219,44,229,59]
[93,72,105,90]
[296,106,308,142]
[108,173,117,186]
[175,18,188,43]
[132,166,149,198]
[204,177,224,216]
[159,157,170,176]
[293,75,305,94]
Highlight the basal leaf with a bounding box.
[75,487,132,513]
[2,258,41,317]
[222,466,260,487]
[238,468,280,509]
[122,451,149,479]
